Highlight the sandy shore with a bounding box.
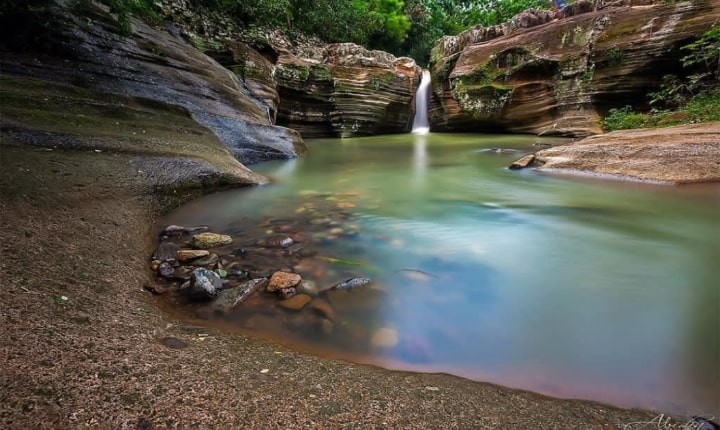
[0,81,663,428]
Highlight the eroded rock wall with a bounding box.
[429,0,720,136]
[275,44,422,138]
[0,0,305,165]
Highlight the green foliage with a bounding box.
[605,24,719,130]
[603,106,654,131]
[69,0,160,36]
[603,90,720,131]
[681,26,720,81]
[683,89,720,123]
[607,47,625,66]
[65,0,555,60]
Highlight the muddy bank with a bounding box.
[0,86,663,430]
[510,122,720,184]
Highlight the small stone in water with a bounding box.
[157,262,175,278]
[278,294,311,310]
[266,271,302,292]
[296,280,318,296]
[176,249,210,262]
[194,253,219,266]
[371,327,398,348]
[153,242,180,261]
[190,232,233,249]
[278,287,297,299]
[266,234,294,248]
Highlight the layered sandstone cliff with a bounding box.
[274,44,421,138]
[1,0,305,165]
[429,0,720,136]
[153,0,420,139]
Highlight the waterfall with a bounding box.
[412,70,431,135]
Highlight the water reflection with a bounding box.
[158,133,720,417]
[412,133,427,189]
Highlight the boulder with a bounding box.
[189,268,223,301]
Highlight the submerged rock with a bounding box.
[310,299,336,321]
[332,277,372,291]
[190,232,233,249]
[189,268,223,301]
[157,262,176,278]
[277,287,297,299]
[194,253,219,266]
[279,294,312,310]
[210,278,268,315]
[161,225,208,237]
[371,327,399,348]
[266,234,294,248]
[153,242,180,262]
[296,280,318,296]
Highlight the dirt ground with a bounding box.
[0,136,665,428]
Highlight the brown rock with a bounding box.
[275,43,422,138]
[429,0,720,137]
[176,249,210,261]
[509,154,536,170]
[144,283,168,295]
[266,271,302,292]
[310,299,336,321]
[530,123,720,183]
[278,294,312,310]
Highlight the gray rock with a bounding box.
[210,278,268,314]
[296,280,318,296]
[157,262,175,278]
[153,242,180,262]
[189,268,223,301]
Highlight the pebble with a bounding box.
[161,337,187,349]
[296,280,319,296]
[190,232,232,249]
[266,271,302,292]
[278,294,312,310]
[153,242,180,261]
[176,249,210,262]
[310,299,336,321]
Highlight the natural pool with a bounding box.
[158,133,720,416]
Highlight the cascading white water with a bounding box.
[411,70,431,134]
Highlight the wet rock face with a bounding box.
[429,0,720,137]
[189,268,223,301]
[275,43,422,138]
[0,0,305,165]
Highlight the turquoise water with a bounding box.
[159,133,720,416]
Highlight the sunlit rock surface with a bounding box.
[429,0,720,136]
